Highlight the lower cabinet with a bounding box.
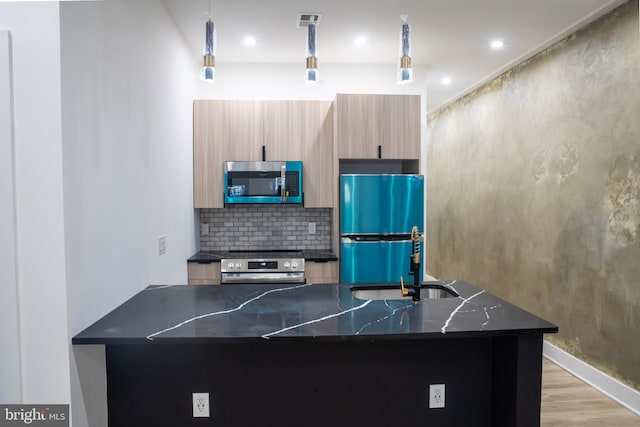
[305,261,338,284]
[188,263,220,285]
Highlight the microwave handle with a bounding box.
[280,164,286,203]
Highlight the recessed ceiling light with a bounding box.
[490,39,504,50]
[355,36,367,46]
[441,76,452,85]
[243,36,256,47]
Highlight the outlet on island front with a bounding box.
[192,392,210,418]
[429,384,445,408]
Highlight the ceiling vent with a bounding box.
[297,13,323,27]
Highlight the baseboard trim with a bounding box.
[543,341,640,416]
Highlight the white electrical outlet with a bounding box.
[201,223,209,235]
[192,392,210,418]
[429,384,445,408]
[308,222,316,235]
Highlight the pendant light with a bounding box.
[398,15,412,84]
[305,19,318,84]
[201,0,216,82]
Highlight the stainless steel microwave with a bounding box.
[223,161,303,204]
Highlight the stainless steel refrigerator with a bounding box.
[340,174,424,284]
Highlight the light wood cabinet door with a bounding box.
[262,100,333,207]
[302,101,334,208]
[193,100,262,208]
[379,95,421,159]
[335,94,379,158]
[262,100,304,161]
[335,94,420,160]
[188,263,220,285]
[305,261,338,284]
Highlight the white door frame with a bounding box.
[0,29,23,403]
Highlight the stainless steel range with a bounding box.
[220,251,305,284]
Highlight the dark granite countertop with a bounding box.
[187,250,337,263]
[72,281,557,345]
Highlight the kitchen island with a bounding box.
[73,281,557,426]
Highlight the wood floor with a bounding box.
[541,358,640,426]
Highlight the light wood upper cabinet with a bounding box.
[194,99,334,209]
[335,94,420,159]
[301,101,333,208]
[262,100,304,161]
[193,100,261,208]
[261,100,333,207]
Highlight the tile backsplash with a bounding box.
[199,205,331,251]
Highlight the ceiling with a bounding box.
[162,0,627,112]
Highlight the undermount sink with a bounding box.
[351,283,459,301]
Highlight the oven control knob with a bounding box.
[283,261,291,268]
[291,261,298,269]
[235,262,241,269]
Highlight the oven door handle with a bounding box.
[220,272,305,284]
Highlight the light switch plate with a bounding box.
[308,222,316,235]
[158,235,167,256]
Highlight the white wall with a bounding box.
[60,0,198,425]
[0,3,70,404]
[197,62,427,100]
[61,0,198,335]
[0,30,21,404]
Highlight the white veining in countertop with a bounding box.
[146,283,312,340]
[441,289,486,334]
[355,300,414,335]
[262,299,373,339]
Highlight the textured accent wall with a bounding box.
[427,2,640,390]
[200,205,331,251]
